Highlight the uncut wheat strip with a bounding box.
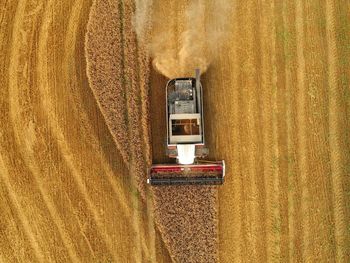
[136,19,157,263]
[123,0,149,199]
[85,0,130,164]
[85,1,157,261]
[119,0,143,260]
[121,0,155,261]
[134,60,158,263]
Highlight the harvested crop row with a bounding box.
[1,0,138,262]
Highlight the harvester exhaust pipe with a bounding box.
[195,69,201,114]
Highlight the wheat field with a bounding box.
[1,0,349,262]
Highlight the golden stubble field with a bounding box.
[0,0,349,262]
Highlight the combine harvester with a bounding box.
[147,69,225,185]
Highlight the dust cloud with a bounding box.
[133,0,233,79]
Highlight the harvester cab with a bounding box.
[147,69,225,186]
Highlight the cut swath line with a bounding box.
[7,0,81,262]
[295,0,312,261]
[0,154,44,263]
[259,0,280,261]
[281,1,302,261]
[243,1,268,261]
[325,0,348,261]
[35,0,129,261]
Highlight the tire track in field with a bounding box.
[270,1,283,259]
[119,0,142,260]
[137,23,157,263]
[0,200,18,263]
[274,1,292,260]
[38,1,117,260]
[281,1,303,261]
[326,0,349,260]
[4,0,133,261]
[6,0,133,262]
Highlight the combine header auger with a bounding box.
[147,69,225,186]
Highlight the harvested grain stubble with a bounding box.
[85,0,220,262]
